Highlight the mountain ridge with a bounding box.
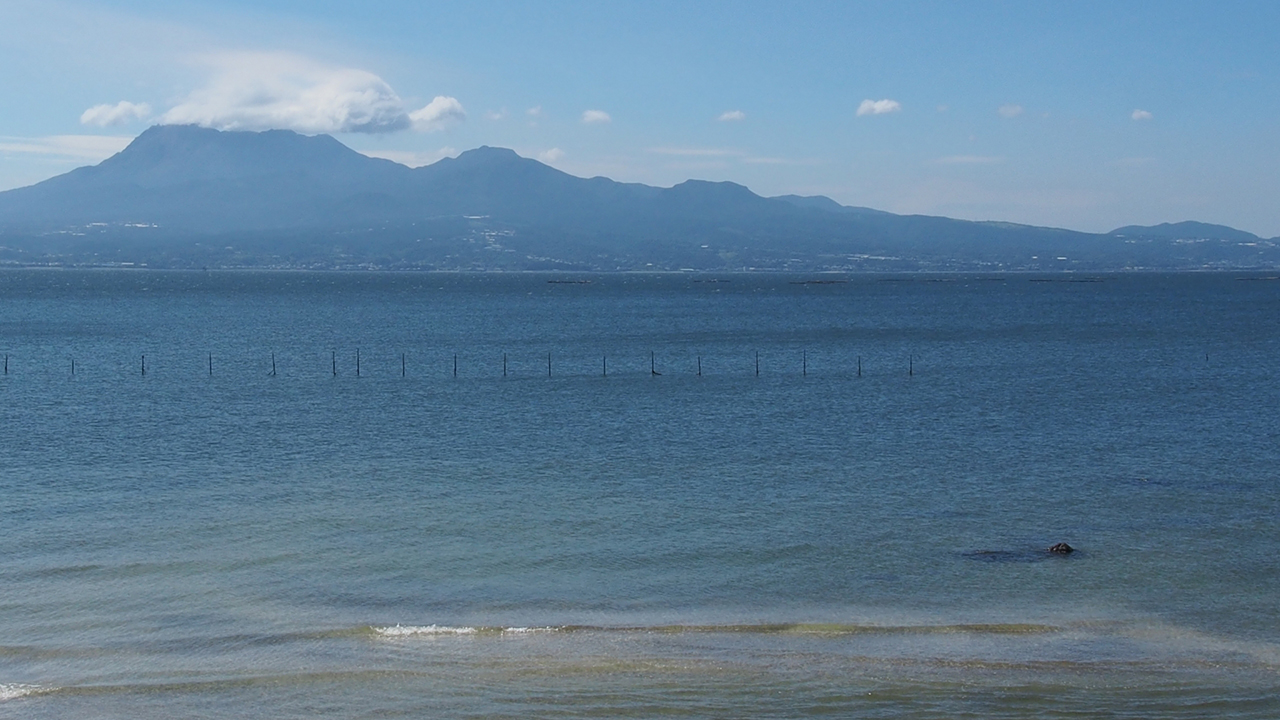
[0,125,1275,271]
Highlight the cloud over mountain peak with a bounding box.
[159,51,461,136]
[80,101,152,127]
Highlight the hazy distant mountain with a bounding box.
[769,194,893,217]
[1109,221,1264,244]
[0,125,1276,271]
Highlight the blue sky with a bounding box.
[2,0,1278,235]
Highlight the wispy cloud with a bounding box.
[538,148,564,163]
[857,99,901,116]
[1131,109,1153,121]
[936,155,1004,165]
[647,147,741,157]
[581,109,611,124]
[485,108,508,121]
[997,104,1024,118]
[527,106,542,117]
[0,134,133,161]
[80,101,151,127]
[717,110,746,122]
[742,156,822,166]
[160,51,462,135]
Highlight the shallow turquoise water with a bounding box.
[1,270,1278,717]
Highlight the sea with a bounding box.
[1,269,1277,718]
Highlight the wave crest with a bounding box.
[0,683,44,701]
[373,624,557,637]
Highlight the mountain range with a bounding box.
[1,124,1276,271]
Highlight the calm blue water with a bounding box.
[1,270,1278,718]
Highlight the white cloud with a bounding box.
[537,148,564,163]
[160,51,460,135]
[856,99,901,116]
[80,101,151,127]
[0,134,132,161]
[410,96,466,132]
[485,108,507,121]
[581,109,611,124]
[998,104,1024,118]
[717,110,746,122]
[1131,109,1153,121]
[526,106,542,117]
[936,155,1004,164]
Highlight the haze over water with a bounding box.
[2,270,1278,718]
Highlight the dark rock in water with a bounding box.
[964,543,1078,563]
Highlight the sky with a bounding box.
[2,0,1279,236]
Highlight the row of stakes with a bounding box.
[2,352,916,378]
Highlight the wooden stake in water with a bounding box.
[332,351,337,377]
[71,358,75,376]
[141,354,146,376]
[547,352,552,378]
[271,353,277,377]
[651,351,660,376]
[909,354,913,377]
[402,353,406,377]
[454,354,458,378]
[503,353,507,377]
[803,351,807,377]
[356,348,361,377]
[603,355,607,377]
[4,354,7,375]
[858,355,862,377]
[208,353,212,377]
[697,355,702,377]
[756,351,760,377]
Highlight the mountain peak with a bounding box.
[772,194,894,217]
[460,145,522,159]
[667,179,755,197]
[92,124,386,187]
[446,146,527,168]
[772,194,847,212]
[120,124,349,157]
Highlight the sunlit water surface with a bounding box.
[1,270,1278,718]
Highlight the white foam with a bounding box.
[0,684,42,701]
[374,624,557,637]
[376,624,478,636]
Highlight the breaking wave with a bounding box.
[370,622,1065,637]
[0,683,46,701]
